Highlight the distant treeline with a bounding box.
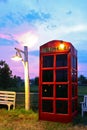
[0,60,38,92]
[78,75,87,85]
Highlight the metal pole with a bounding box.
[24,46,30,110]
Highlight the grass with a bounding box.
[0,109,38,130]
[0,85,38,93]
[30,85,38,92]
[0,108,87,130]
[78,86,87,95]
[0,86,87,130]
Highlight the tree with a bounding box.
[0,60,12,89]
[78,75,87,85]
[0,60,24,90]
[34,77,39,86]
[10,75,24,88]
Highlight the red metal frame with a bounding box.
[39,40,78,123]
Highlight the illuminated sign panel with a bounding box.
[41,44,69,53]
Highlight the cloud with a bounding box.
[78,63,87,76]
[29,55,39,78]
[15,31,38,47]
[59,24,87,34]
[24,10,50,23]
[47,24,87,41]
[0,12,23,28]
[0,10,51,28]
[0,33,19,45]
[47,24,57,30]
[0,38,18,46]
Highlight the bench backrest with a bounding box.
[0,91,16,103]
[84,95,87,107]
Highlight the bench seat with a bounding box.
[0,91,16,110]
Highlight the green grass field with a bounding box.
[0,86,87,130]
[78,86,87,95]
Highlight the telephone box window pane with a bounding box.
[42,85,53,97]
[56,54,67,67]
[74,57,77,69]
[56,85,68,98]
[56,70,67,82]
[42,100,53,112]
[56,100,68,114]
[72,70,77,82]
[43,55,54,67]
[72,85,75,97]
[72,56,77,69]
[72,100,77,112]
[72,85,77,97]
[42,70,53,82]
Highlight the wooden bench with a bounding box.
[0,91,16,110]
[80,95,87,117]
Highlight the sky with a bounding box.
[0,0,87,79]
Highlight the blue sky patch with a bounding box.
[29,50,39,56]
[0,38,18,46]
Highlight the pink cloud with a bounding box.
[0,33,11,40]
[78,63,87,76]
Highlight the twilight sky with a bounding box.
[0,0,87,79]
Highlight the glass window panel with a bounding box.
[42,70,53,82]
[72,85,77,97]
[72,70,77,82]
[56,100,68,114]
[42,100,53,112]
[72,56,77,69]
[56,54,67,67]
[74,57,77,69]
[43,55,54,68]
[71,56,73,68]
[72,85,75,97]
[72,100,77,112]
[42,85,53,97]
[56,85,68,98]
[56,70,68,82]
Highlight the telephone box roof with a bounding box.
[40,40,77,54]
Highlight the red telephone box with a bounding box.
[39,40,78,123]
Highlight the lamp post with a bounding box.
[12,46,30,110]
